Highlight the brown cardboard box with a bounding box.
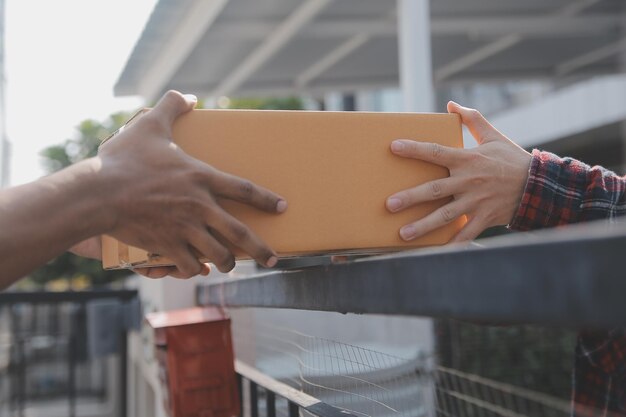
[102,109,466,269]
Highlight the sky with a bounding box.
[5,0,157,186]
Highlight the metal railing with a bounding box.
[0,289,139,417]
[195,220,626,416]
[197,220,626,329]
[236,360,360,417]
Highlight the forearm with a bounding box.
[0,91,287,284]
[0,158,112,288]
[510,150,626,231]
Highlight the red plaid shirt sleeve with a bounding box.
[510,149,626,230]
[509,149,626,416]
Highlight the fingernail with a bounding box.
[183,94,197,102]
[400,225,417,241]
[276,199,288,213]
[391,140,404,153]
[449,100,459,107]
[266,256,278,268]
[387,197,402,212]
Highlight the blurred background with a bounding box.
[0,0,623,416]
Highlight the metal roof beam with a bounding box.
[295,34,371,89]
[434,0,601,83]
[556,39,626,76]
[208,15,618,41]
[210,0,333,98]
[136,0,230,103]
[294,10,396,89]
[435,35,522,84]
[431,15,619,38]
[209,20,393,40]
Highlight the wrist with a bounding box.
[67,157,120,236]
[506,151,535,230]
[508,150,548,231]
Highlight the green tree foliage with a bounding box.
[31,112,135,288]
[228,97,304,110]
[40,113,130,170]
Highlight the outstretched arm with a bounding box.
[0,158,117,288]
[0,90,287,289]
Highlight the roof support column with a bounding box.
[398,0,434,112]
[397,4,436,416]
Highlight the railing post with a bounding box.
[120,329,128,417]
[266,390,276,417]
[68,333,76,417]
[237,373,243,417]
[17,337,25,417]
[249,380,258,417]
[288,401,298,417]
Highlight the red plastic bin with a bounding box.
[146,307,240,417]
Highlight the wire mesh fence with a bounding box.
[231,316,583,417]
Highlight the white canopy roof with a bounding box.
[115,0,624,102]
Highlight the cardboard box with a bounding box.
[102,109,466,269]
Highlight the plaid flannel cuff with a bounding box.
[509,149,550,231]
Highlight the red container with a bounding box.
[146,307,240,417]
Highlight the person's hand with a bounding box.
[69,237,101,260]
[70,237,210,279]
[93,90,287,278]
[386,101,532,243]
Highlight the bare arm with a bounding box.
[0,159,114,288]
[0,90,287,289]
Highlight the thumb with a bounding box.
[447,101,503,145]
[151,90,197,128]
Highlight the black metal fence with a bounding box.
[0,290,139,417]
[236,360,360,417]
